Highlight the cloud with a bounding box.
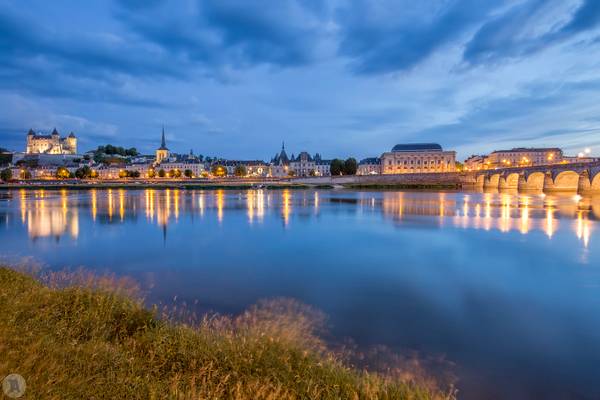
[0,4,181,105]
[463,0,600,65]
[335,0,503,74]
[409,78,600,155]
[114,0,328,72]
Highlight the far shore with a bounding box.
[0,178,463,191]
[0,173,468,191]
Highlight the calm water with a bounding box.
[1,188,599,399]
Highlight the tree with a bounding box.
[455,161,464,172]
[20,169,32,179]
[147,169,156,178]
[90,170,99,179]
[118,169,128,178]
[1,168,12,182]
[75,166,92,179]
[330,159,344,176]
[211,165,227,177]
[168,169,182,178]
[309,169,317,176]
[56,167,70,179]
[287,170,296,177]
[130,170,141,178]
[158,169,166,178]
[343,158,358,175]
[184,169,193,178]
[234,165,247,177]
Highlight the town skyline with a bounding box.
[2,0,600,160]
[1,126,596,163]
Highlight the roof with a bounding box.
[68,132,76,138]
[392,143,443,152]
[272,142,289,165]
[490,147,562,154]
[359,157,381,165]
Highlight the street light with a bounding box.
[584,148,591,154]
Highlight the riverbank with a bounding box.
[0,267,453,399]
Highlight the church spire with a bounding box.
[161,126,166,148]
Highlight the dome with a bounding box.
[391,143,442,152]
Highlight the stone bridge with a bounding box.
[472,161,600,193]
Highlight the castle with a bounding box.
[26,128,77,155]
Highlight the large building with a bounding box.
[486,147,563,168]
[155,127,170,164]
[381,143,456,174]
[358,158,381,175]
[270,146,332,177]
[26,128,77,154]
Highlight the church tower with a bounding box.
[155,126,169,164]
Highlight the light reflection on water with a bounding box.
[1,188,600,399]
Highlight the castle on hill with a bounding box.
[26,128,77,155]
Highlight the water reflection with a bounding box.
[8,189,600,249]
[3,188,600,399]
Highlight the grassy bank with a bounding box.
[0,267,454,399]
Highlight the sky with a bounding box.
[1,0,600,161]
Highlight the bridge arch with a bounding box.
[484,173,501,189]
[499,172,520,190]
[550,170,580,192]
[521,171,545,191]
[591,171,600,192]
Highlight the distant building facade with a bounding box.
[222,160,269,176]
[290,152,316,177]
[358,158,381,175]
[464,155,488,171]
[381,143,456,174]
[487,148,563,168]
[26,128,77,155]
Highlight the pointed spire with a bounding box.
[282,141,285,151]
[158,125,168,150]
[51,127,59,135]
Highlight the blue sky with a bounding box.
[1,0,600,160]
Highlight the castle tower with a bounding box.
[26,129,34,153]
[67,132,77,154]
[155,126,170,164]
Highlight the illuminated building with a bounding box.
[26,128,77,155]
[381,143,456,174]
[486,148,563,168]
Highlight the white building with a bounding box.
[26,128,77,155]
[290,152,316,177]
[381,143,456,174]
[358,158,381,175]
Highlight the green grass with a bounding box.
[0,267,455,399]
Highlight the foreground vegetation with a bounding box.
[0,267,454,399]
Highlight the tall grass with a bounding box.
[0,267,456,399]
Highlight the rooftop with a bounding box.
[491,147,562,154]
[391,143,443,152]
